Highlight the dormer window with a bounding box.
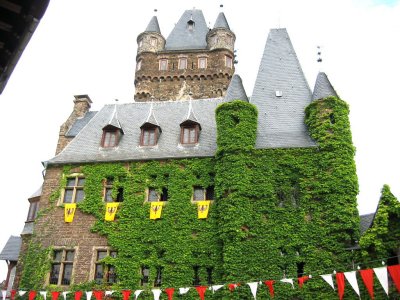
[101,125,121,148]
[140,124,161,146]
[180,120,201,145]
[187,20,195,31]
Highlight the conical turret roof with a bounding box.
[213,12,230,30]
[225,74,248,102]
[145,16,161,34]
[312,72,338,100]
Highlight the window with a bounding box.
[181,125,199,144]
[140,126,159,146]
[193,186,214,201]
[103,178,124,202]
[226,34,233,44]
[178,57,187,70]
[147,188,168,202]
[101,127,120,148]
[26,200,39,222]
[141,266,150,286]
[63,176,85,203]
[225,55,233,68]
[193,266,200,286]
[187,20,195,31]
[206,267,213,285]
[198,57,207,69]
[150,37,157,46]
[138,39,143,47]
[94,250,117,284]
[154,267,163,287]
[159,59,168,71]
[136,59,142,71]
[50,249,75,285]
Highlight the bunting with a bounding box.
[105,202,119,221]
[388,265,400,293]
[179,288,190,295]
[165,288,174,300]
[197,201,211,219]
[152,289,161,300]
[19,291,27,297]
[264,280,275,298]
[344,271,360,297]
[2,290,6,300]
[134,290,143,300]
[195,286,207,300]
[335,273,345,300]
[74,291,82,300]
[11,290,16,300]
[64,203,77,223]
[62,291,69,300]
[247,282,258,299]
[150,202,164,220]
[51,292,60,300]
[228,283,240,292]
[280,278,294,289]
[359,269,374,299]
[298,275,309,288]
[92,291,103,300]
[121,290,131,300]
[373,266,388,295]
[104,291,113,297]
[85,291,92,300]
[39,291,47,300]
[210,285,224,293]
[321,274,335,290]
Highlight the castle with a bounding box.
[1,7,399,300]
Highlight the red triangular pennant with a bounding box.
[298,275,309,288]
[92,291,103,300]
[264,280,275,298]
[75,291,83,300]
[360,269,374,299]
[51,292,60,300]
[10,290,17,300]
[388,264,400,293]
[336,272,345,300]
[195,286,207,300]
[29,291,37,300]
[121,290,131,300]
[228,283,240,292]
[165,288,174,300]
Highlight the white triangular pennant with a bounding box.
[105,291,114,297]
[321,274,335,290]
[40,291,47,300]
[86,291,92,300]
[374,266,389,295]
[62,291,69,300]
[179,288,190,295]
[280,278,294,288]
[134,290,143,300]
[344,271,360,296]
[19,291,27,297]
[151,289,161,300]
[211,285,224,293]
[2,290,7,300]
[247,282,258,299]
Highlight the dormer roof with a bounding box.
[181,101,201,129]
[141,104,161,131]
[105,104,124,133]
[224,74,248,102]
[165,9,209,50]
[312,72,339,100]
[213,12,230,30]
[145,16,161,34]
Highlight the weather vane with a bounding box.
[317,46,322,63]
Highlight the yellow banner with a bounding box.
[197,201,211,219]
[150,202,164,220]
[64,203,77,223]
[105,202,120,221]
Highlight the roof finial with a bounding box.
[220,4,224,10]
[317,45,323,72]
[154,8,158,15]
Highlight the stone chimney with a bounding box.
[55,95,92,155]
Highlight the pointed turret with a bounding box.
[312,72,339,100]
[225,74,248,102]
[136,15,165,55]
[145,16,161,34]
[213,12,230,29]
[251,28,315,148]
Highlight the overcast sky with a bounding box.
[1,0,399,281]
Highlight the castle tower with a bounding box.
[134,9,236,101]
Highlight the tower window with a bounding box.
[159,59,168,71]
[136,59,142,71]
[198,57,207,69]
[63,176,85,204]
[138,39,143,47]
[227,34,233,44]
[178,58,187,70]
[150,37,157,46]
[225,55,233,68]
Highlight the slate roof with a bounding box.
[360,212,375,235]
[29,186,42,199]
[66,111,97,137]
[213,12,230,29]
[251,28,316,148]
[145,16,161,34]
[0,236,21,261]
[225,74,248,102]
[312,72,339,100]
[106,105,124,132]
[165,9,209,50]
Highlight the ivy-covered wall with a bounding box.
[19,98,364,299]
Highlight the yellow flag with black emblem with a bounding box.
[105,202,120,221]
[150,202,164,220]
[64,203,77,223]
[197,201,211,219]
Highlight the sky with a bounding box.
[0,0,399,281]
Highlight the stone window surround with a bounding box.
[59,174,85,205]
[191,186,215,203]
[90,247,117,284]
[47,246,78,286]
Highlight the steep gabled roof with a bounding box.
[225,74,248,102]
[312,72,339,100]
[0,236,21,261]
[145,16,161,34]
[360,212,376,235]
[251,28,316,148]
[165,9,209,50]
[213,12,230,30]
